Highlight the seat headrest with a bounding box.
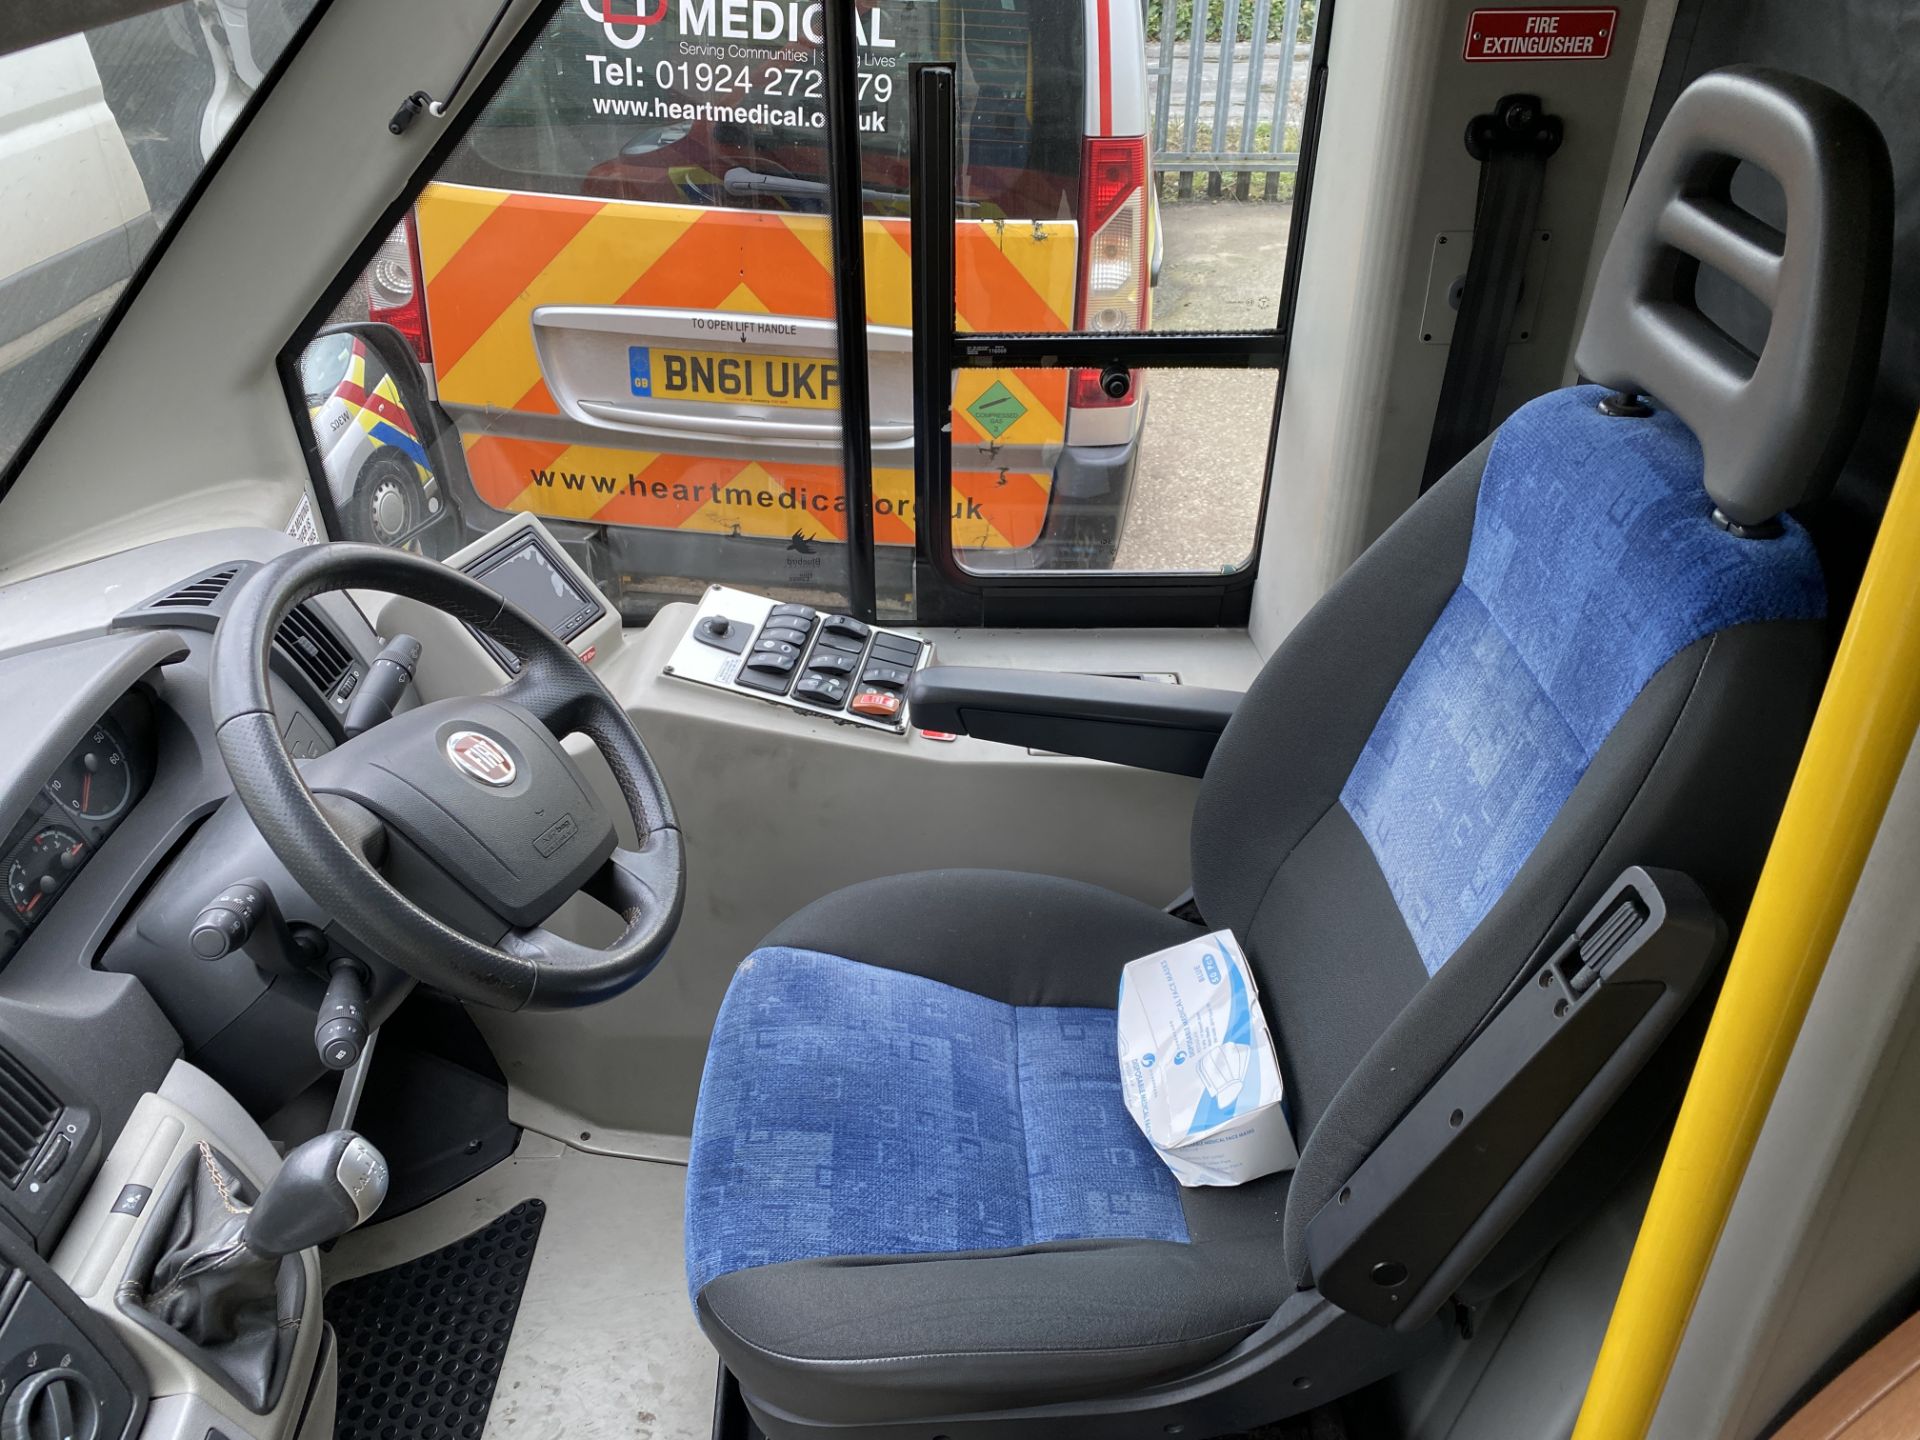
[1574,66,1892,527]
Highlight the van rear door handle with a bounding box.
[575,400,916,450]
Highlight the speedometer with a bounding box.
[6,826,86,924]
[46,723,133,822]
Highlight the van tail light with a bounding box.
[1072,136,1149,409]
[367,213,431,365]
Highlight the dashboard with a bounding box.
[0,516,652,1438]
[0,528,440,1440]
[0,695,154,968]
[0,527,405,1250]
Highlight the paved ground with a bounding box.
[1114,198,1293,572]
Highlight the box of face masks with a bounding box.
[1116,930,1297,1187]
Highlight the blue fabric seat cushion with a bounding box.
[1342,384,1825,974]
[686,946,1189,1300]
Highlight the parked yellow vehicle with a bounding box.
[357,0,1157,597]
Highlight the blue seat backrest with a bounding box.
[1340,384,1826,974]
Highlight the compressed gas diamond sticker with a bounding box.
[965,380,1027,439]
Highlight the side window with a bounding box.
[296,0,1324,620]
[2,0,317,478]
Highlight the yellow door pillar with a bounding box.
[1573,410,1920,1440]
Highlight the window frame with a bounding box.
[279,0,572,563]
[903,3,1339,628]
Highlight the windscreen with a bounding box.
[0,1,318,479]
[439,0,1087,221]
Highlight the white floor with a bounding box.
[324,1131,716,1440]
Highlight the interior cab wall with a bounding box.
[1251,0,1680,649]
[1653,728,1920,1437]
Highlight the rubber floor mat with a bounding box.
[330,1198,546,1440]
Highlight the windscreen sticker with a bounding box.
[286,495,320,545]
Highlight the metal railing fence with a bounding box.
[1147,0,1316,200]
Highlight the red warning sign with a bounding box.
[1464,8,1617,62]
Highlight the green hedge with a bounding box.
[1145,0,1316,44]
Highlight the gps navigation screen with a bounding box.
[468,534,603,643]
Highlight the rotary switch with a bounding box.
[3,1366,98,1440]
[692,614,749,654]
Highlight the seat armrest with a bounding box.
[904,666,1241,777]
[1303,866,1725,1330]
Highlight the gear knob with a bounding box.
[243,1131,389,1258]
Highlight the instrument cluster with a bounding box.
[0,693,154,967]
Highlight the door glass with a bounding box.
[948,367,1276,574]
[931,0,1318,579]
[1141,0,1319,329]
[301,0,1310,605]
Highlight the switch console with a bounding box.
[664,587,930,735]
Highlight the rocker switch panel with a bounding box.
[664,587,930,735]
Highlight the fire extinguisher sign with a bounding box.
[1464,7,1618,62]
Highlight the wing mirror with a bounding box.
[296,322,465,557]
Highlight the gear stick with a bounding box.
[119,1132,388,1411]
[245,1130,389,1255]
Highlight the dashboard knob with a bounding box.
[188,907,245,959]
[314,960,371,1071]
[4,1366,98,1440]
[188,881,266,960]
[344,634,422,738]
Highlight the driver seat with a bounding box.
[684,68,1892,1436]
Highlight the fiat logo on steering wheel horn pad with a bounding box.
[446,730,517,787]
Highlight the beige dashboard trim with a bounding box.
[51,1062,323,1440]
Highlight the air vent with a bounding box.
[150,567,241,608]
[0,1049,60,1190]
[276,604,355,696]
[120,564,362,718]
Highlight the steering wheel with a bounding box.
[209,544,684,1010]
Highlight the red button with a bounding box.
[848,690,903,719]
